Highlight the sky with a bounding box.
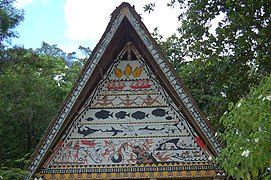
[13,0,181,54]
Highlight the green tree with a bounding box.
[217,75,271,179]
[146,0,271,129]
[147,1,271,178]
[0,47,68,164]
[0,0,24,45]
[0,43,87,173]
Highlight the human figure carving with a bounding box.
[140,95,161,106]
[94,95,116,107]
[117,95,139,106]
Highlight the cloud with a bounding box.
[59,44,78,53]
[15,0,33,8]
[42,0,48,5]
[63,0,180,44]
[15,0,49,8]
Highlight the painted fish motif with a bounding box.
[114,68,123,78]
[115,111,130,119]
[132,66,142,78]
[152,108,168,117]
[86,117,94,121]
[95,110,113,119]
[100,127,123,136]
[139,126,165,131]
[78,126,100,137]
[165,116,173,120]
[124,63,132,78]
[131,111,148,120]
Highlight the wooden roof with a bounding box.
[25,2,224,179]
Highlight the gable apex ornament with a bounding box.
[26,2,224,179]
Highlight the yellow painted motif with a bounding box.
[132,66,142,78]
[37,166,220,179]
[124,63,132,78]
[114,68,123,78]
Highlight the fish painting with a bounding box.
[100,127,123,136]
[152,108,168,117]
[165,116,173,120]
[78,126,100,137]
[95,110,113,119]
[115,111,130,119]
[139,126,165,131]
[86,117,94,121]
[131,111,148,120]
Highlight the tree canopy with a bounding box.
[218,75,271,179]
[146,0,271,128]
[146,0,271,178]
[0,0,24,46]
[0,43,88,179]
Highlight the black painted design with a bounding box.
[100,127,123,136]
[78,126,100,137]
[139,126,165,131]
[133,145,157,164]
[110,152,123,163]
[165,116,173,120]
[95,110,113,119]
[115,111,130,119]
[156,138,181,150]
[131,111,148,120]
[152,108,168,117]
[164,123,183,133]
[171,153,186,161]
[86,117,94,121]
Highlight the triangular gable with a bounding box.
[26,2,224,179]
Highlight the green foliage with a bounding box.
[0,47,67,163]
[0,43,87,171]
[0,0,24,45]
[148,1,271,177]
[0,167,26,180]
[217,75,271,179]
[148,0,271,129]
[0,0,89,175]
[0,153,29,180]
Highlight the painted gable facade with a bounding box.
[26,3,225,179]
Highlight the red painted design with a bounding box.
[57,140,64,147]
[106,81,125,90]
[195,136,205,148]
[130,80,152,89]
[81,140,96,147]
